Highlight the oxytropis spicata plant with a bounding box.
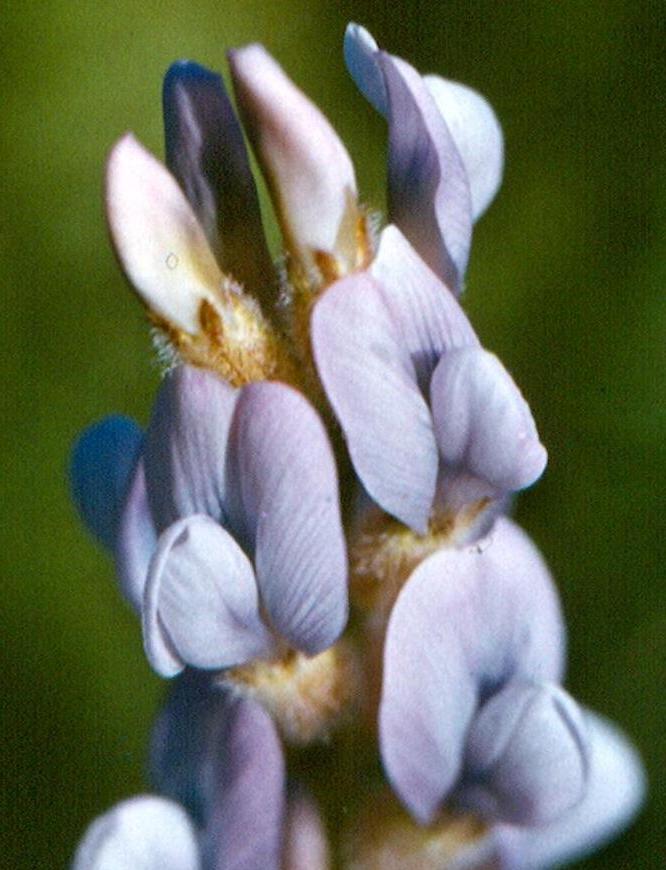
[70,23,645,870]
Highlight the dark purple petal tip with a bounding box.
[163,58,273,294]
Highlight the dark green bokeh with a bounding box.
[2,1,662,866]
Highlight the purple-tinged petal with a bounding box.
[227,382,347,654]
[143,515,274,678]
[458,681,589,825]
[431,348,547,495]
[143,365,238,532]
[70,415,143,551]
[344,25,471,291]
[344,24,388,114]
[163,61,273,296]
[380,517,565,824]
[106,134,223,334]
[283,788,330,870]
[150,670,228,825]
[371,226,479,390]
[311,271,438,533]
[204,696,285,870]
[228,44,359,273]
[495,713,646,869]
[424,75,504,221]
[115,457,157,611]
[72,795,200,870]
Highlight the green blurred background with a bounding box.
[1,1,663,866]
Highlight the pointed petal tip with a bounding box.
[164,58,219,86]
[344,23,386,115]
[106,132,223,334]
[229,42,358,267]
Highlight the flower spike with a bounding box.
[71,26,644,869]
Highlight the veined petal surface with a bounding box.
[106,134,223,334]
[227,382,348,654]
[72,795,200,870]
[144,366,238,531]
[163,61,273,296]
[311,270,438,533]
[143,515,273,678]
[380,518,564,824]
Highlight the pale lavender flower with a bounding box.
[72,365,348,678]
[310,26,546,534]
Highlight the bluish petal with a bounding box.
[424,75,504,220]
[344,26,472,291]
[150,670,228,825]
[70,415,143,551]
[380,518,565,824]
[143,365,238,532]
[72,795,200,870]
[227,382,347,654]
[495,713,646,869]
[371,226,479,390]
[115,457,157,611]
[203,695,285,870]
[343,24,387,114]
[311,270,438,533]
[228,44,359,274]
[459,681,589,825]
[163,61,273,297]
[143,515,274,678]
[106,134,224,334]
[430,347,547,496]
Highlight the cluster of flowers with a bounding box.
[70,24,644,869]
